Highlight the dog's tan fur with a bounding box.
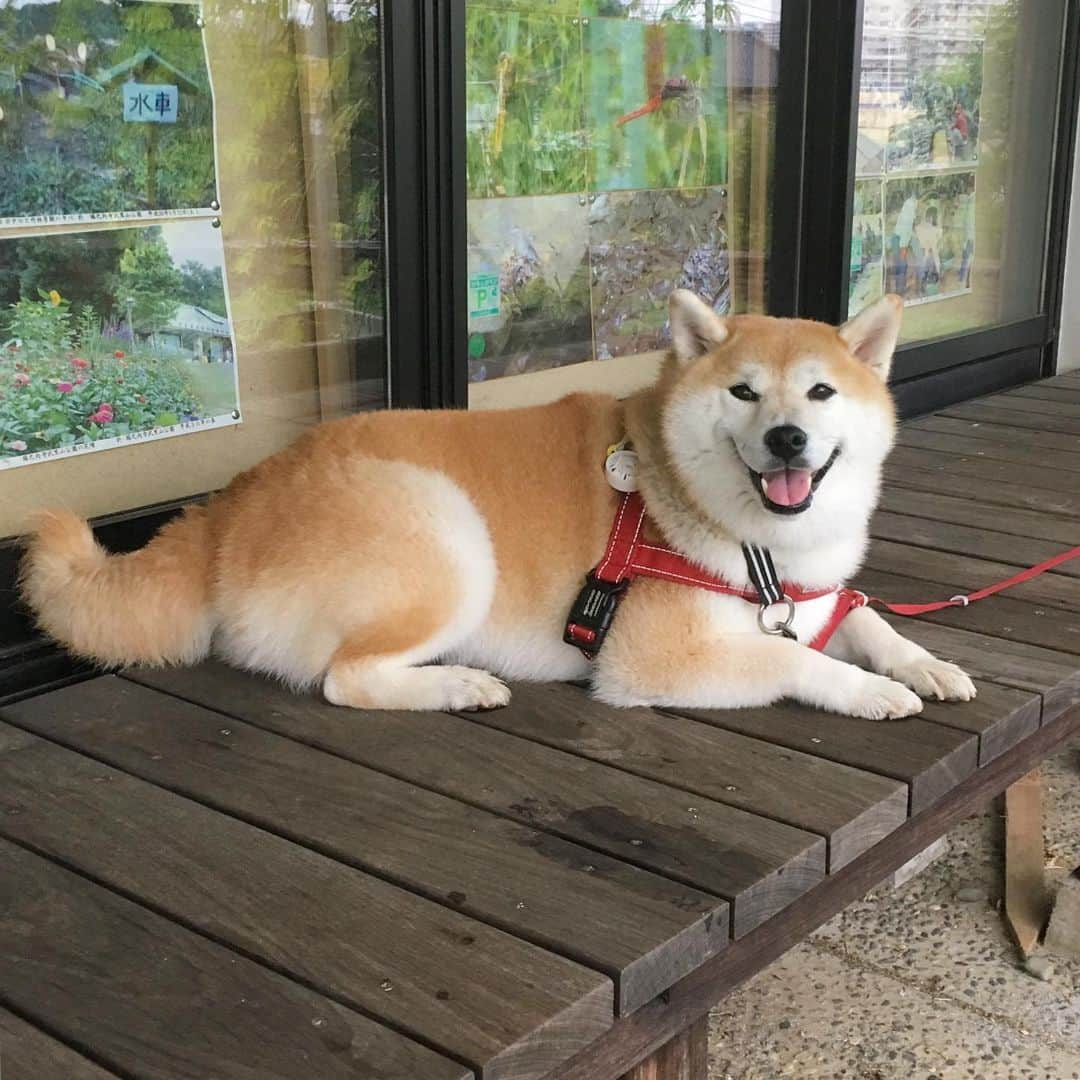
[20,291,975,717]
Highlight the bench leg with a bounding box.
[1004,767,1048,956]
[621,1015,709,1080]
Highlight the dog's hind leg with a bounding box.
[323,613,509,712]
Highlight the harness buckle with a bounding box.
[564,574,629,655]
[757,595,798,641]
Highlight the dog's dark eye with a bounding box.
[729,383,760,403]
[808,383,836,402]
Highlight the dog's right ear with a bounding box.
[669,289,730,363]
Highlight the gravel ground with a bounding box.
[708,737,1080,1079]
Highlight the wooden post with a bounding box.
[620,1015,709,1080]
[1004,767,1048,956]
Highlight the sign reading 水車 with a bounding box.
[123,83,179,123]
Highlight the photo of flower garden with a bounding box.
[1,219,238,466]
[0,0,215,221]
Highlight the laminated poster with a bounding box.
[0,0,240,470]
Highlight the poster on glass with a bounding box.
[1,218,240,469]
[884,171,975,307]
[1,0,239,470]
[849,179,885,317]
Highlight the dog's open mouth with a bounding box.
[748,446,841,516]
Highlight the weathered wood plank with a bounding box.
[871,513,1080,580]
[1007,384,1080,406]
[544,706,1080,1080]
[0,723,612,1080]
[906,413,1080,454]
[857,567,1080,657]
[888,445,1080,499]
[660,701,977,814]
[0,839,469,1080]
[0,1006,118,1080]
[878,487,1080,547]
[884,462,1080,519]
[879,616,1080,722]
[983,390,1080,417]
[865,539,1080,613]
[1037,371,1080,389]
[454,682,907,872]
[896,426,1080,473]
[942,400,1080,436]
[122,667,825,939]
[0,677,728,1014]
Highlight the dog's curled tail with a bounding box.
[20,505,215,668]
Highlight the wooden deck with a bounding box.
[4,375,1080,1079]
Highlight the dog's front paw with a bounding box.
[442,667,511,712]
[893,657,977,702]
[845,673,924,720]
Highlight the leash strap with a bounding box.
[869,544,1080,614]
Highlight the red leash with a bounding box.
[565,492,1080,658]
[864,543,1080,614]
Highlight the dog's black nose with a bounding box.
[764,424,808,462]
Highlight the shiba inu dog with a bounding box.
[21,290,975,718]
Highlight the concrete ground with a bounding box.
[708,736,1080,1079]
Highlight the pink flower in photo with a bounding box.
[74,376,86,386]
[55,380,74,393]
[7,440,27,452]
[13,372,30,388]
[71,357,90,370]
[88,403,114,424]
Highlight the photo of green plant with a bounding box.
[849,179,885,317]
[887,35,982,172]
[1,218,238,466]
[465,8,586,199]
[589,185,728,359]
[586,17,727,192]
[883,170,975,306]
[0,0,215,222]
[466,194,592,381]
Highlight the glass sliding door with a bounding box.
[848,0,1069,354]
[463,0,783,408]
[0,0,387,540]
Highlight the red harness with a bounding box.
[564,490,1080,659]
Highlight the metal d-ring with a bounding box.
[757,596,798,640]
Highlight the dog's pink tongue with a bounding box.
[764,468,812,507]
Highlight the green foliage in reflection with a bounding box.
[0,0,215,215]
[466,10,587,197]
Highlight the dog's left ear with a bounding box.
[669,289,730,363]
[838,294,902,382]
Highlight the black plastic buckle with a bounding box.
[564,574,628,656]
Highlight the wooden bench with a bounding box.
[2,374,1080,1080]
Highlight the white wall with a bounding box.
[1057,106,1080,371]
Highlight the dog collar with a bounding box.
[564,491,847,658]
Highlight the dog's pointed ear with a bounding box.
[669,289,729,363]
[838,294,902,382]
